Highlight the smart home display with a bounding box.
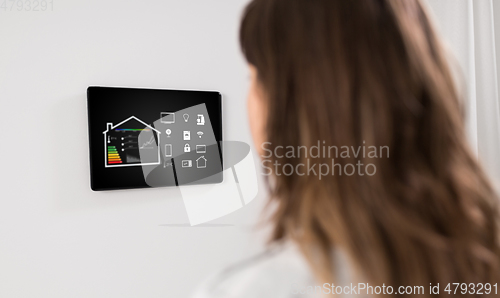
[87,86,223,191]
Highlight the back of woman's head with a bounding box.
[240,0,500,294]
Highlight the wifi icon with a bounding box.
[197,131,204,138]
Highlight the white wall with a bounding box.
[426,0,500,183]
[0,1,267,297]
[493,0,500,101]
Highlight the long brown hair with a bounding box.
[240,0,500,295]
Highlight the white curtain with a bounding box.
[426,0,500,186]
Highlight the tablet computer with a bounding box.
[87,86,223,191]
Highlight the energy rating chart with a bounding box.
[106,146,122,164]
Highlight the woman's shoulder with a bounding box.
[192,243,318,298]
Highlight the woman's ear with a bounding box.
[247,65,267,157]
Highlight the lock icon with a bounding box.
[184,144,191,152]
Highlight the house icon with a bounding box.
[103,116,161,168]
[196,156,207,168]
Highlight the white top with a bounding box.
[193,243,358,298]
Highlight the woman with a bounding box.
[196,0,500,297]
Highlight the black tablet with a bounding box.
[87,86,223,191]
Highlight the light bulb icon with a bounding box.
[183,114,189,122]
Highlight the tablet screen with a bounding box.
[87,86,223,191]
